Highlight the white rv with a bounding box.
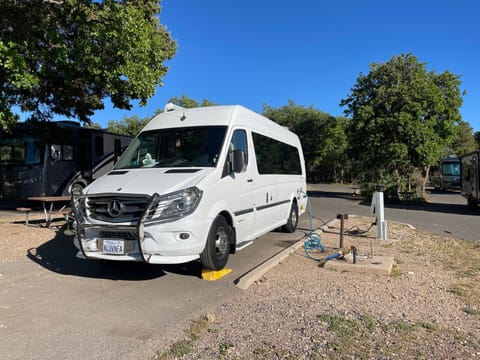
[72,104,307,270]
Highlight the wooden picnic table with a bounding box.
[27,196,71,226]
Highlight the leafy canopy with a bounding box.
[167,95,218,108]
[340,53,463,190]
[263,101,348,182]
[103,95,217,137]
[449,120,476,156]
[0,0,176,129]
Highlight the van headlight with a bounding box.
[145,187,203,223]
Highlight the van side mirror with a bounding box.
[232,149,245,173]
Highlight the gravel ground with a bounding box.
[0,212,60,263]
[1,213,479,359]
[157,217,480,360]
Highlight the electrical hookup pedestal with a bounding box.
[323,192,394,276]
[370,186,388,241]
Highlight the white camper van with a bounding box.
[72,104,307,270]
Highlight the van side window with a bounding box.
[252,132,301,175]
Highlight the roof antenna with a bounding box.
[181,109,186,121]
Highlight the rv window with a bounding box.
[50,144,74,161]
[252,133,301,175]
[13,146,24,161]
[51,144,62,160]
[0,146,9,161]
[442,163,460,176]
[63,145,74,160]
[0,136,42,165]
[95,136,104,157]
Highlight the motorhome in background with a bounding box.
[0,121,132,206]
[430,156,461,191]
[460,150,479,209]
[72,104,307,270]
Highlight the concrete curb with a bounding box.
[234,217,338,290]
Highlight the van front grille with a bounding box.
[86,195,151,223]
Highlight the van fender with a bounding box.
[287,189,307,216]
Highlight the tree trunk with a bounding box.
[421,165,430,198]
[395,169,402,195]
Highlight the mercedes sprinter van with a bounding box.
[72,104,307,270]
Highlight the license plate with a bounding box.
[103,239,124,254]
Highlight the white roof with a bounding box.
[142,105,299,145]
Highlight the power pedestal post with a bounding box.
[336,213,349,248]
[370,186,387,241]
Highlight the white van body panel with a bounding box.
[73,105,307,268]
[84,168,212,196]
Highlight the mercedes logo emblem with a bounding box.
[107,199,123,217]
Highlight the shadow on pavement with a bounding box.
[27,224,203,280]
[308,189,360,201]
[308,186,480,217]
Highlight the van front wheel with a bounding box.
[282,201,298,233]
[200,215,232,270]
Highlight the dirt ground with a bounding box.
[1,212,479,359]
[0,212,65,263]
[157,216,480,360]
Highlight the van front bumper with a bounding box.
[75,219,211,264]
[73,194,211,264]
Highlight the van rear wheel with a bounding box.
[200,215,232,270]
[282,201,298,233]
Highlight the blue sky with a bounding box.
[90,0,480,131]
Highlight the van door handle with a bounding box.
[247,179,253,183]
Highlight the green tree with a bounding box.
[0,0,176,129]
[106,115,151,137]
[167,95,217,108]
[340,53,463,198]
[262,101,348,183]
[474,131,480,150]
[449,120,476,156]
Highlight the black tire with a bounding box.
[200,215,233,270]
[282,201,298,233]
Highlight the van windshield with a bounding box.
[115,126,228,169]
